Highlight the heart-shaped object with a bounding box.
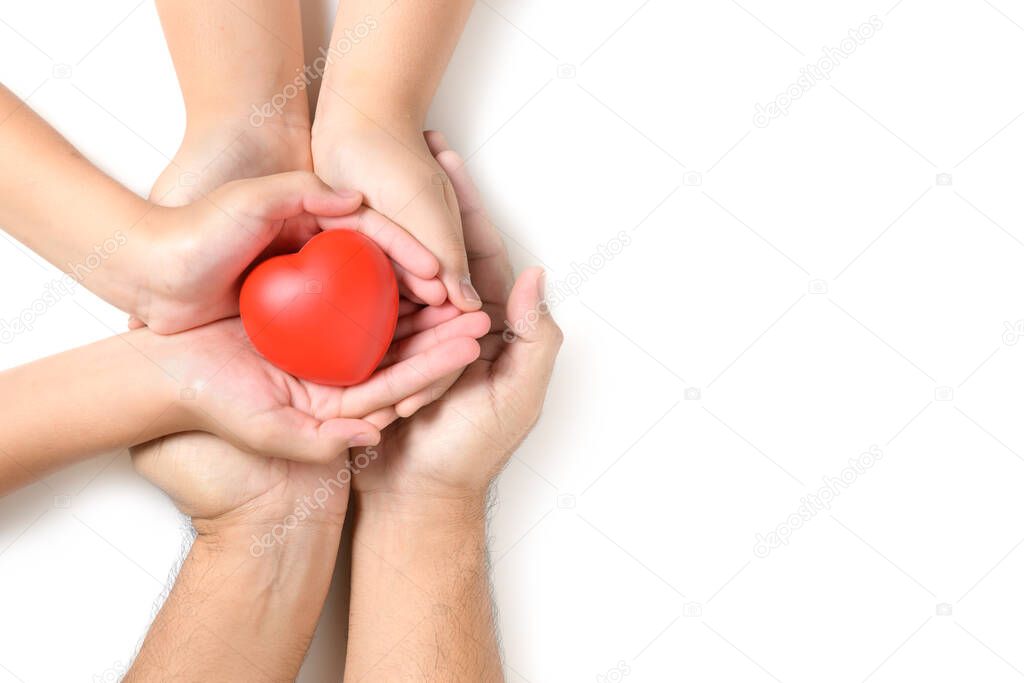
[240,230,399,386]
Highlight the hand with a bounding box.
[132,299,491,527]
[351,134,563,507]
[312,118,481,312]
[159,311,488,464]
[132,170,444,333]
[132,430,351,538]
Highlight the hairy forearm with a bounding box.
[0,331,183,493]
[127,519,343,682]
[318,0,474,127]
[345,493,502,681]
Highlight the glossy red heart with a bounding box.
[239,230,399,386]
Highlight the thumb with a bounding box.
[491,267,563,416]
[230,171,363,222]
[247,409,380,464]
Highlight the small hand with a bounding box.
[312,120,481,312]
[351,135,563,503]
[133,171,444,333]
[157,308,488,464]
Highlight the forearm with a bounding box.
[127,519,343,682]
[345,493,502,681]
[317,0,474,128]
[0,84,161,312]
[156,0,310,131]
[0,330,183,493]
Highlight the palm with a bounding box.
[183,318,338,417]
[131,431,349,524]
[352,360,503,497]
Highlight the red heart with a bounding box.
[239,230,399,386]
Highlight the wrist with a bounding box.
[355,490,488,534]
[192,511,345,565]
[313,91,422,144]
[182,114,313,173]
[121,204,176,323]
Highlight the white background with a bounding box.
[3,0,1024,681]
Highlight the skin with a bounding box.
[0,87,485,492]
[151,0,313,207]
[344,138,563,681]
[3,3,537,677]
[0,85,443,334]
[313,0,480,312]
[0,314,485,495]
[152,0,480,311]
[125,137,561,681]
[128,9,485,675]
[124,281,491,679]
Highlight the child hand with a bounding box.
[132,171,444,333]
[160,310,489,464]
[312,121,481,312]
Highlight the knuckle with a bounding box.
[545,321,565,348]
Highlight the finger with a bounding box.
[127,315,146,330]
[432,146,512,306]
[251,409,380,463]
[398,298,422,317]
[235,171,363,221]
[424,130,450,157]
[394,302,462,340]
[491,268,562,411]
[319,206,439,280]
[340,337,481,417]
[394,370,460,418]
[379,312,491,368]
[403,291,427,306]
[393,169,480,312]
[394,263,447,306]
[362,406,399,431]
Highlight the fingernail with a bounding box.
[335,188,361,198]
[350,433,377,447]
[460,276,481,305]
